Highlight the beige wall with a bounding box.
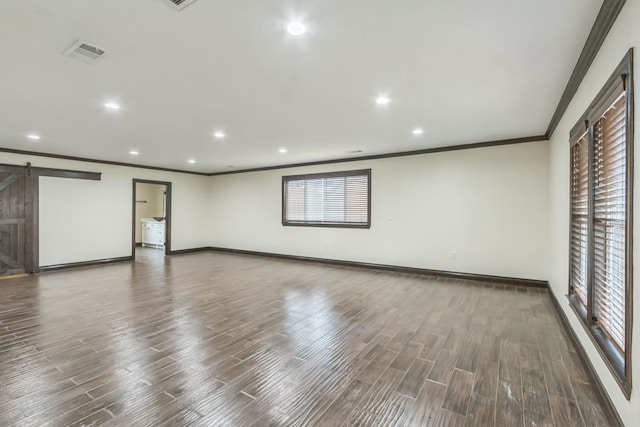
[209,141,550,280]
[156,185,165,217]
[0,152,210,266]
[548,1,639,424]
[1,141,549,278]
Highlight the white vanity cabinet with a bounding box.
[141,219,165,248]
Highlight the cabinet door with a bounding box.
[155,230,164,245]
[142,223,154,244]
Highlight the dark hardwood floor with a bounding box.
[0,250,611,426]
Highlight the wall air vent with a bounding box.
[64,40,106,64]
[162,0,199,11]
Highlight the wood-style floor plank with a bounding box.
[441,368,474,416]
[357,367,406,416]
[541,357,576,400]
[405,379,447,426]
[522,367,554,427]
[456,333,482,373]
[498,338,521,383]
[0,248,612,426]
[495,380,524,427]
[314,379,371,426]
[418,333,446,361]
[465,394,495,427]
[428,348,457,385]
[549,395,585,427]
[389,341,422,372]
[396,357,434,398]
[356,348,398,385]
[571,381,611,427]
[345,408,380,426]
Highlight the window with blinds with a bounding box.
[282,169,371,228]
[592,91,627,351]
[569,130,589,306]
[567,49,633,397]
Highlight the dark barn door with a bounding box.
[0,165,29,276]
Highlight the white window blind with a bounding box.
[282,170,370,227]
[569,131,589,306]
[592,91,627,351]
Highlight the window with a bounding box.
[570,129,589,306]
[568,49,633,398]
[282,169,371,228]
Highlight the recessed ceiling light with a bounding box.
[375,95,391,105]
[27,134,41,141]
[129,150,139,155]
[188,159,196,164]
[286,22,306,36]
[213,131,226,139]
[412,128,424,136]
[279,148,288,154]
[104,102,121,110]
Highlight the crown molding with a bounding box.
[545,0,626,138]
[0,147,210,176]
[208,135,547,176]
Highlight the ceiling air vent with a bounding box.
[64,40,105,64]
[162,0,199,11]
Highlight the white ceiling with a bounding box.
[0,0,602,173]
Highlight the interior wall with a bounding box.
[156,185,165,217]
[0,152,210,266]
[548,1,639,424]
[134,183,164,243]
[209,140,550,280]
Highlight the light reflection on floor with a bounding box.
[135,246,165,264]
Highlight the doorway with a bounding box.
[132,179,172,258]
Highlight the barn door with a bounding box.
[0,165,30,276]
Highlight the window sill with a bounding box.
[282,222,371,229]
[567,294,631,399]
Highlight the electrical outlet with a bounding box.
[450,251,457,260]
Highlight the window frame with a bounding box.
[567,49,634,399]
[281,169,371,229]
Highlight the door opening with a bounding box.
[132,179,172,258]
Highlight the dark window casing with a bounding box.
[568,49,634,399]
[282,169,371,228]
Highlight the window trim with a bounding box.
[567,48,634,399]
[281,169,372,229]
